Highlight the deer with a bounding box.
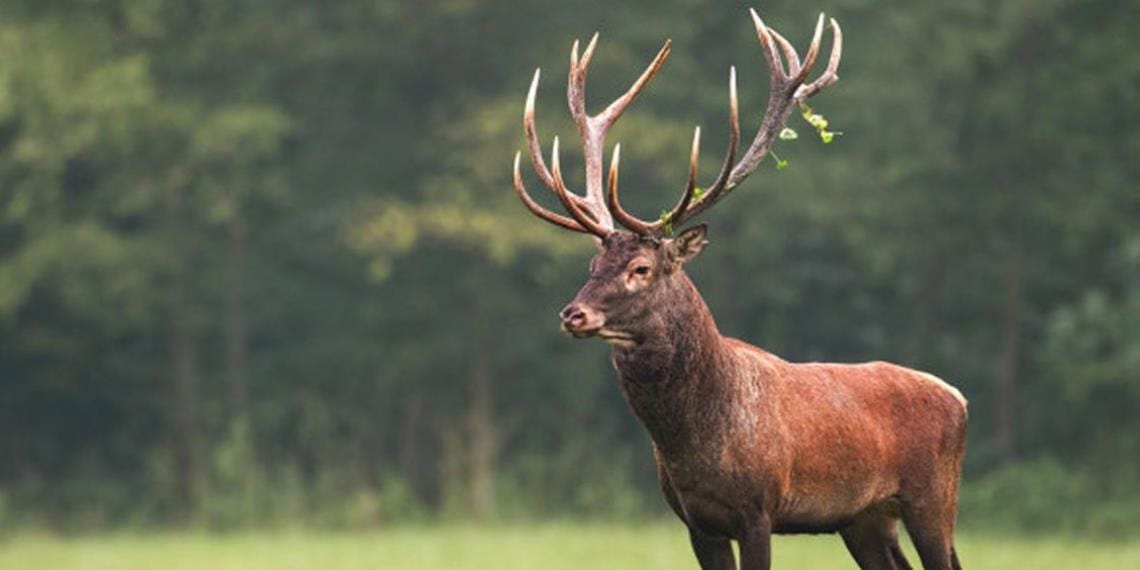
[510,8,968,570]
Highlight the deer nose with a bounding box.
[560,304,588,329]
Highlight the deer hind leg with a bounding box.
[899,456,965,569]
[840,507,911,570]
[688,529,736,570]
[889,541,914,570]
[950,547,964,570]
[898,491,959,570]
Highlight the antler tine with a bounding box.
[661,125,702,231]
[551,137,611,237]
[606,144,656,235]
[749,9,789,82]
[567,36,585,129]
[597,40,671,128]
[580,33,599,72]
[611,124,705,236]
[523,69,555,189]
[715,65,742,192]
[525,68,599,216]
[672,126,702,224]
[513,152,591,233]
[567,35,593,124]
[769,29,801,77]
[792,13,826,84]
[567,32,602,129]
[667,67,741,229]
[525,70,571,195]
[796,18,843,101]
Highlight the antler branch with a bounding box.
[513,9,843,239]
[610,10,843,235]
[670,11,843,230]
[514,34,671,238]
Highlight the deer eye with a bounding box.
[633,265,651,276]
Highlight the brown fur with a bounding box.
[561,231,967,570]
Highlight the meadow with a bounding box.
[2,523,1138,570]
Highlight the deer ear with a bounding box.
[669,224,709,266]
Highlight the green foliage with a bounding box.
[2,526,1140,570]
[657,210,674,237]
[770,149,789,170]
[0,0,1136,537]
[960,458,1140,538]
[799,104,840,144]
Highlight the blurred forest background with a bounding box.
[0,0,1137,539]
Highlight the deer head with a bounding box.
[512,9,843,345]
[557,228,709,347]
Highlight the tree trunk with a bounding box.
[995,209,1023,464]
[993,18,1039,465]
[225,211,251,427]
[224,208,261,521]
[166,185,207,522]
[438,422,466,516]
[399,394,433,505]
[170,285,206,519]
[466,325,496,520]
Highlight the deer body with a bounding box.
[511,9,966,569]
[592,238,966,569]
[614,274,966,537]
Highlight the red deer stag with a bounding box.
[511,8,967,570]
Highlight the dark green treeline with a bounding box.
[0,0,1136,535]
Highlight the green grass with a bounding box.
[1,523,1137,569]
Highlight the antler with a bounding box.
[513,33,671,238]
[607,10,843,235]
[513,9,843,238]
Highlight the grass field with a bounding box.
[1,523,1137,569]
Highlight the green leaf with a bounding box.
[770,149,789,170]
[800,103,841,144]
[658,210,674,237]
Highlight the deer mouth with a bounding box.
[561,324,635,346]
[563,324,603,338]
[598,329,637,347]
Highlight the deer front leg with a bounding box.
[689,529,736,570]
[737,513,772,570]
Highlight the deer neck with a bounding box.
[610,271,736,455]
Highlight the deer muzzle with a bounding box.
[559,303,605,337]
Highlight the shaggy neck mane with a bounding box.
[611,270,737,455]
